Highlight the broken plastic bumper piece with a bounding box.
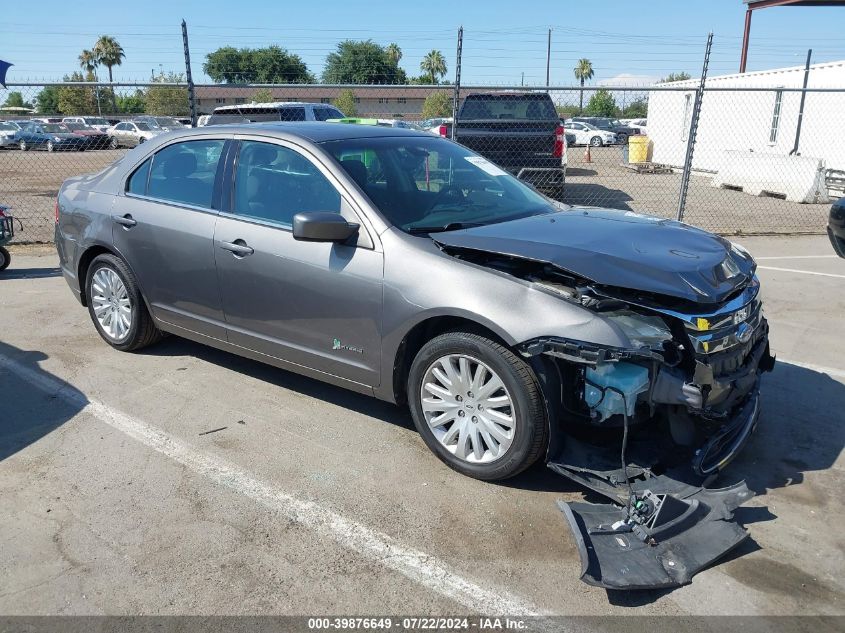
[559,482,753,590]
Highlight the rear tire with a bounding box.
[85,253,162,352]
[0,246,10,271]
[407,331,548,481]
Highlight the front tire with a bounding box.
[19,140,27,151]
[0,246,10,271]
[407,331,548,481]
[46,141,54,152]
[589,136,603,147]
[85,254,162,352]
[109,136,119,149]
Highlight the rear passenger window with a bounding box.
[277,107,306,121]
[126,158,151,195]
[233,141,341,227]
[148,140,225,209]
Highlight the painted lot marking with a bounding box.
[756,256,838,260]
[778,358,845,380]
[0,353,548,617]
[757,266,845,279]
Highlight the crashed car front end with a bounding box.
[432,210,776,589]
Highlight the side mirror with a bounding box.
[292,211,359,243]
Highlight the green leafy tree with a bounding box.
[204,46,312,83]
[621,98,648,118]
[322,40,405,84]
[421,91,452,119]
[660,72,691,83]
[573,58,594,113]
[58,72,98,115]
[145,71,189,116]
[585,88,618,117]
[36,86,61,113]
[252,88,274,103]
[555,102,579,119]
[116,90,146,113]
[2,91,31,109]
[420,50,447,84]
[333,89,357,116]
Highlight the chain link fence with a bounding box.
[1,80,841,242]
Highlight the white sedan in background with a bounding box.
[563,120,617,147]
[0,121,21,147]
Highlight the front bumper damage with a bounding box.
[520,294,775,590]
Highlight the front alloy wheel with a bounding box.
[421,354,515,464]
[408,331,548,481]
[46,141,54,152]
[590,136,603,147]
[19,140,27,151]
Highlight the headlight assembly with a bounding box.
[604,310,673,350]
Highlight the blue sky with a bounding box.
[3,0,845,85]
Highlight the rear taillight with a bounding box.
[553,124,565,159]
[55,199,60,224]
[437,124,448,138]
[0,207,6,219]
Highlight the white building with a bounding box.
[647,60,845,201]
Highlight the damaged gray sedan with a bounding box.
[56,123,774,589]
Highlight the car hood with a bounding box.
[433,208,755,305]
[51,133,81,140]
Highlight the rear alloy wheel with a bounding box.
[19,140,27,151]
[85,254,162,352]
[46,141,54,152]
[0,246,10,271]
[408,331,548,481]
[590,136,603,147]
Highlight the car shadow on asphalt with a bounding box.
[0,340,88,462]
[0,266,63,280]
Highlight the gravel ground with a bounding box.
[0,236,842,620]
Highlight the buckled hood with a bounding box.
[434,208,756,304]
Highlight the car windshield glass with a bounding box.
[0,122,16,131]
[65,123,85,131]
[135,122,152,131]
[42,124,68,133]
[322,136,558,234]
[155,117,178,127]
[460,94,556,120]
[582,123,598,130]
[87,118,107,125]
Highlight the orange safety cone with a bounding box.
[584,144,592,163]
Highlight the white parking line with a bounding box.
[0,353,548,616]
[757,266,845,279]
[778,358,845,380]
[756,256,838,260]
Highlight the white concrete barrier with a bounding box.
[711,150,830,203]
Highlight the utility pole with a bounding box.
[451,26,463,140]
[546,28,552,87]
[182,19,197,127]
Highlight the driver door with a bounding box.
[214,138,384,389]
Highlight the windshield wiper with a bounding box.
[406,222,483,234]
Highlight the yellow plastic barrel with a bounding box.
[628,135,649,163]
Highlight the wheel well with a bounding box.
[77,245,114,306]
[391,316,509,405]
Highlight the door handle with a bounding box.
[220,240,254,257]
[113,214,137,228]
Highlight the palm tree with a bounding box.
[420,50,447,84]
[573,58,594,113]
[79,49,103,115]
[386,43,402,66]
[94,35,125,83]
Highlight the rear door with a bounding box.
[113,137,230,338]
[213,137,383,388]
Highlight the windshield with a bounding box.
[322,136,558,233]
[65,123,86,131]
[135,122,152,131]
[0,122,16,131]
[155,117,179,127]
[86,117,108,125]
[43,124,69,133]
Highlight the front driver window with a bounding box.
[148,140,225,209]
[232,141,341,227]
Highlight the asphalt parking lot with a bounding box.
[0,236,843,617]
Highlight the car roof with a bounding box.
[158,121,428,143]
